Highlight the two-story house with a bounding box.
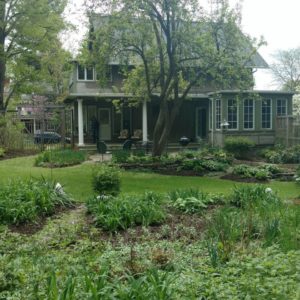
[64,17,294,148]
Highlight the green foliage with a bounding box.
[0,147,4,157]
[87,192,165,231]
[92,164,121,196]
[112,150,131,163]
[0,116,25,150]
[168,188,224,214]
[0,178,73,225]
[230,185,280,208]
[35,149,87,168]
[232,164,270,181]
[224,137,255,159]
[262,145,300,163]
[1,0,69,110]
[207,185,299,258]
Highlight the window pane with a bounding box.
[262,99,271,129]
[78,65,85,80]
[228,99,237,129]
[244,99,254,129]
[277,99,287,116]
[86,67,94,80]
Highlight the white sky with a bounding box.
[64,0,300,90]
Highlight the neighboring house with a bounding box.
[64,18,294,147]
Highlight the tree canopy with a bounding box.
[0,0,70,112]
[85,0,262,155]
[271,48,300,92]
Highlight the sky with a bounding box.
[64,0,300,90]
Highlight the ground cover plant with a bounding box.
[35,149,87,168]
[231,164,282,181]
[168,188,224,214]
[118,147,233,175]
[0,178,74,225]
[87,192,166,231]
[262,144,300,163]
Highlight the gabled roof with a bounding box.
[89,14,268,69]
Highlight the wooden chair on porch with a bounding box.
[131,129,142,141]
[118,129,129,141]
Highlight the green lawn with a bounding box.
[0,156,299,201]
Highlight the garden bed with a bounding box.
[0,149,39,161]
[220,173,268,183]
[120,162,205,176]
[8,204,78,235]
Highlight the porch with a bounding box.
[72,97,211,147]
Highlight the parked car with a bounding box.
[34,131,71,144]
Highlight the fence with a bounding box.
[275,115,300,146]
[1,104,73,153]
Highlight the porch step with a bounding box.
[77,142,202,153]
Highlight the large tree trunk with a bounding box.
[152,97,183,156]
[0,0,6,114]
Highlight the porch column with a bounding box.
[142,100,148,142]
[77,99,84,146]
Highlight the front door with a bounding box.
[196,108,207,139]
[98,108,111,141]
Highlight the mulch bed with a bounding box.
[8,204,78,235]
[220,173,269,183]
[86,206,218,245]
[0,149,39,161]
[120,163,204,177]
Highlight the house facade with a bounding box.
[64,63,293,147]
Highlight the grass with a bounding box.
[0,156,299,201]
[0,156,299,299]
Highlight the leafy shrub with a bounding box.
[224,137,255,159]
[232,164,270,181]
[92,164,121,196]
[0,116,25,150]
[254,169,269,181]
[0,147,5,157]
[0,178,74,225]
[112,150,131,163]
[87,192,165,231]
[35,149,87,167]
[262,145,300,164]
[168,188,224,213]
[260,163,283,174]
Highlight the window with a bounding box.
[228,99,238,129]
[262,99,272,129]
[244,99,254,129]
[78,65,85,80]
[77,65,95,81]
[216,99,221,129]
[277,99,287,116]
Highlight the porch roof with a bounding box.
[65,92,209,102]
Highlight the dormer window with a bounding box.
[77,65,95,81]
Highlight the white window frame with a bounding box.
[276,99,287,116]
[77,65,96,81]
[261,98,272,130]
[227,99,239,130]
[215,99,221,130]
[243,98,255,130]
